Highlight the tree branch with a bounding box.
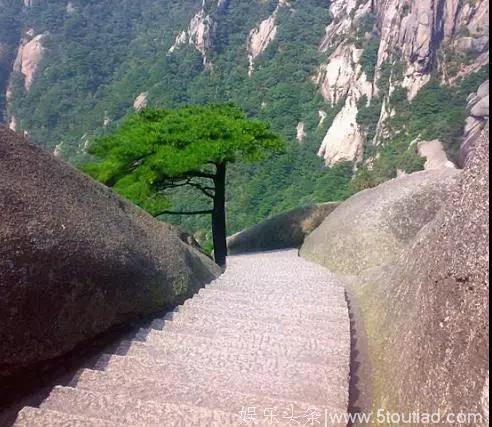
[188,182,215,198]
[157,179,193,191]
[183,171,216,180]
[156,177,215,199]
[154,209,213,216]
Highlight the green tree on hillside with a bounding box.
[82,104,283,267]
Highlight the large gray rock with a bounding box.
[349,126,489,421]
[300,168,460,275]
[471,95,490,118]
[0,126,221,378]
[477,80,489,99]
[459,80,489,168]
[227,203,339,255]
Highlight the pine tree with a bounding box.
[82,104,283,267]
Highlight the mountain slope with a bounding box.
[0,0,489,241]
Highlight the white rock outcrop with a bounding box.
[372,97,393,146]
[319,0,372,51]
[168,1,217,66]
[296,122,306,142]
[374,0,489,99]
[66,2,76,14]
[417,139,456,170]
[53,142,64,158]
[318,96,364,165]
[133,92,149,111]
[316,1,373,166]
[458,79,489,168]
[13,33,45,91]
[316,43,372,107]
[9,115,17,132]
[103,113,111,128]
[314,0,488,165]
[247,0,289,75]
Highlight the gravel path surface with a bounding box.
[14,250,350,426]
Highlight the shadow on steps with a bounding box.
[345,288,373,426]
[0,308,175,427]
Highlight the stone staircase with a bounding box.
[14,250,350,426]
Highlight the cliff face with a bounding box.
[374,0,488,95]
[352,125,489,421]
[5,29,46,132]
[169,2,215,66]
[459,79,489,167]
[0,0,22,122]
[2,0,488,163]
[315,0,489,165]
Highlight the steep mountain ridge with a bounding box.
[315,0,489,165]
[0,0,488,239]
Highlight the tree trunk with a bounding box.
[212,162,227,268]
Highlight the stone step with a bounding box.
[41,386,242,426]
[131,328,348,366]
[196,286,345,309]
[173,306,348,327]
[116,338,346,373]
[72,369,343,424]
[155,311,349,339]
[98,345,344,387]
[144,323,350,353]
[208,279,345,293]
[180,298,348,322]
[152,320,349,347]
[187,294,347,316]
[203,287,345,302]
[14,406,117,426]
[148,304,348,332]
[90,354,346,406]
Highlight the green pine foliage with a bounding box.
[82,104,283,216]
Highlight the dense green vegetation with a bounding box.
[0,0,22,119]
[9,0,348,242]
[83,104,282,264]
[5,0,489,245]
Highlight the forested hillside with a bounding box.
[0,0,489,246]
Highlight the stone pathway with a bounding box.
[14,250,350,426]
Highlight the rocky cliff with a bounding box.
[459,79,489,167]
[315,0,489,165]
[301,168,460,274]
